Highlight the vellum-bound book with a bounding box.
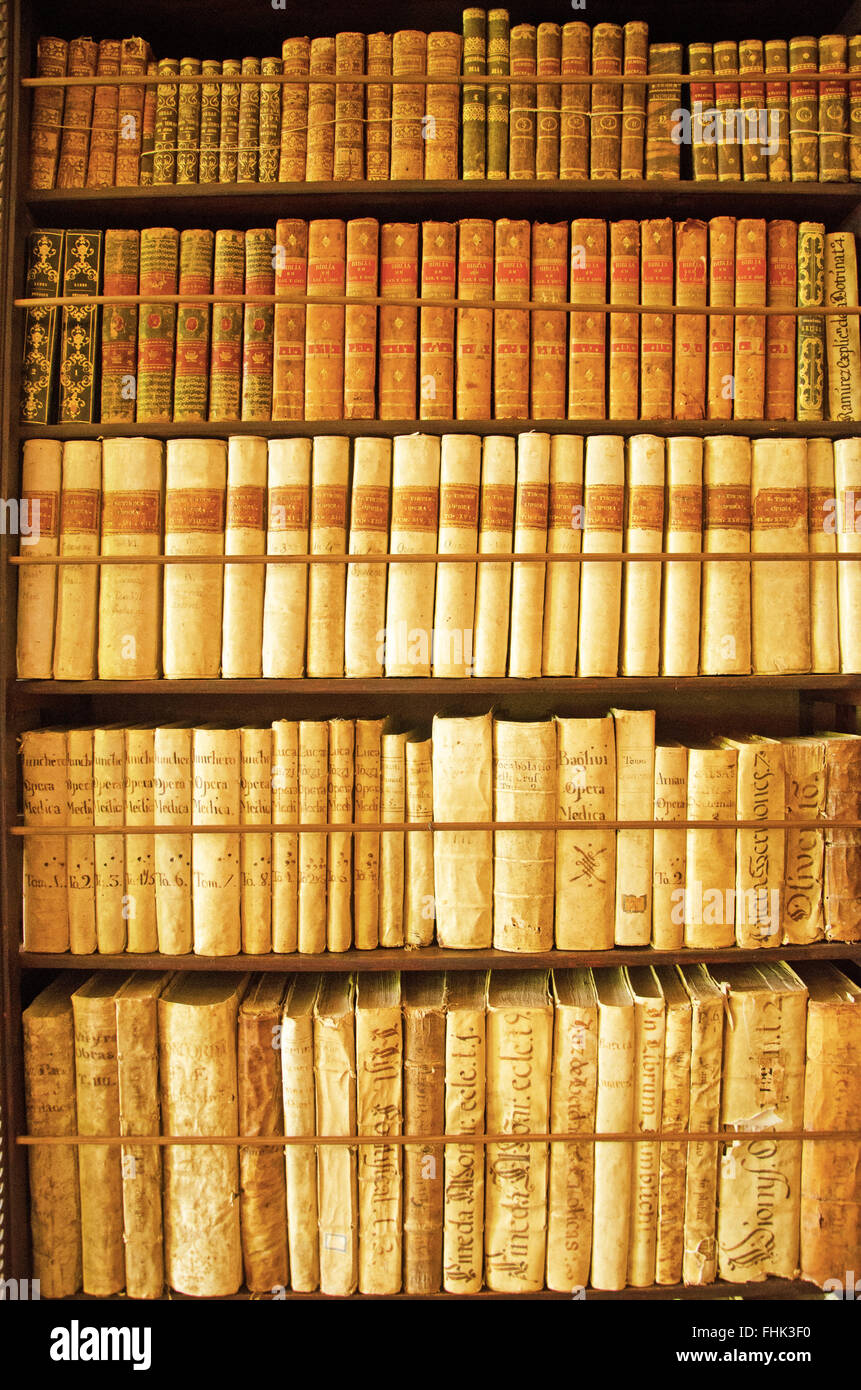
[652,743,687,950]
[806,439,840,673]
[493,719,556,952]
[124,727,158,953]
[721,736,785,948]
[345,438,392,678]
[621,435,664,676]
[314,974,359,1296]
[700,436,751,675]
[238,976,289,1294]
[115,973,172,1300]
[612,708,655,947]
[72,975,129,1296]
[433,435,480,678]
[654,967,692,1286]
[154,726,192,955]
[591,968,635,1291]
[53,441,100,679]
[823,733,861,942]
[713,962,807,1283]
[356,973,403,1295]
[485,971,553,1293]
[298,721,328,955]
[354,719,383,951]
[271,720,299,954]
[432,713,493,949]
[94,727,125,954]
[403,974,446,1293]
[327,719,355,954]
[307,437,349,677]
[578,435,624,676]
[751,439,810,673]
[23,975,82,1298]
[684,744,738,949]
[781,737,826,945]
[625,966,666,1288]
[542,436,583,676]
[473,435,515,677]
[222,436,267,678]
[97,438,163,679]
[21,727,68,952]
[160,974,248,1297]
[662,438,703,676]
[16,438,61,678]
[825,232,861,421]
[192,727,241,955]
[405,736,435,948]
[163,439,226,678]
[555,715,616,951]
[380,725,408,948]
[834,438,861,672]
[546,968,598,1292]
[509,433,549,678]
[281,975,321,1290]
[263,438,311,678]
[442,971,487,1294]
[679,964,724,1286]
[385,434,440,676]
[66,728,96,954]
[240,727,272,955]
[795,963,861,1287]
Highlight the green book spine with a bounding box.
[819,35,849,183]
[100,228,139,423]
[174,229,214,423]
[242,228,276,421]
[487,9,510,180]
[238,56,262,183]
[139,61,159,187]
[176,56,202,184]
[851,36,861,182]
[58,230,103,424]
[797,221,826,421]
[19,229,64,424]
[136,227,179,422]
[462,8,487,180]
[153,57,180,186]
[199,60,222,184]
[209,230,245,421]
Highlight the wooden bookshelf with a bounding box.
[3,0,861,1305]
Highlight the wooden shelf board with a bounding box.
[19,943,861,972]
[58,1277,824,1300]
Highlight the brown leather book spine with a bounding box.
[177,56,203,184]
[621,21,648,179]
[714,41,742,181]
[335,32,365,182]
[100,229,139,423]
[739,39,767,182]
[420,222,457,420]
[536,23,561,180]
[425,32,462,179]
[645,42,682,181]
[307,37,335,181]
[707,216,737,419]
[790,36,819,181]
[609,220,640,420]
[765,219,798,420]
[344,218,380,420]
[850,35,861,182]
[56,37,97,189]
[279,37,310,181]
[115,38,149,186]
[673,220,708,420]
[198,60,222,184]
[258,56,282,183]
[391,31,427,179]
[86,40,121,188]
[560,21,590,179]
[733,218,767,419]
[138,60,158,187]
[456,220,494,420]
[590,24,623,179]
[494,219,531,420]
[640,218,674,420]
[819,34,849,182]
[208,229,245,423]
[765,40,791,183]
[366,33,393,180]
[272,218,308,421]
[689,43,717,181]
[242,228,276,422]
[379,223,419,420]
[568,219,607,419]
[304,219,346,420]
[531,223,568,420]
[509,24,537,179]
[174,228,214,423]
[237,56,261,183]
[29,36,68,189]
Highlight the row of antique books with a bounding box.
[17,434,861,682]
[23,962,861,1297]
[20,713,861,956]
[19,221,861,425]
[28,23,861,190]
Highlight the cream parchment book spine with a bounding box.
[493,718,556,952]
[163,438,227,678]
[53,440,101,679]
[345,438,392,677]
[807,438,840,673]
[542,435,584,676]
[621,435,664,676]
[281,974,321,1290]
[160,974,248,1297]
[625,966,666,1288]
[271,720,299,953]
[124,726,158,953]
[66,727,96,954]
[555,715,616,950]
[262,438,311,678]
[485,971,553,1293]
[240,726,272,955]
[751,438,811,673]
[403,973,447,1293]
[661,437,703,677]
[591,967,635,1291]
[357,972,403,1294]
[781,736,826,944]
[546,968,598,1291]
[509,432,550,678]
[432,712,493,949]
[834,437,861,672]
[578,435,624,676]
[680,963,724,1285]
[684,745,738,949]
[432,434,480,677]
[654,967,692,1285]
[700,435,752,674]
[192,726,241,955]
[17,438,61,678]
[722,736,785,948]
[327,719,355,953]
[473,434,515,677]
[314,974,359,1295]
[94,726,125,954]
[385,434,441,676]
[21,727,69,952]
[298,720,328,955]
[612,707,656,947]
[307,436,349,677]
[97,437,163,679]
[652,743,687,950]
[354,718,383,951]
[825,231,861,421]
[222,435,267,678]
[405,735,435,948]
[154,725,192,955]
[443,970,487,1293]
[380,725,408,948]
[238,975,289,1293]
